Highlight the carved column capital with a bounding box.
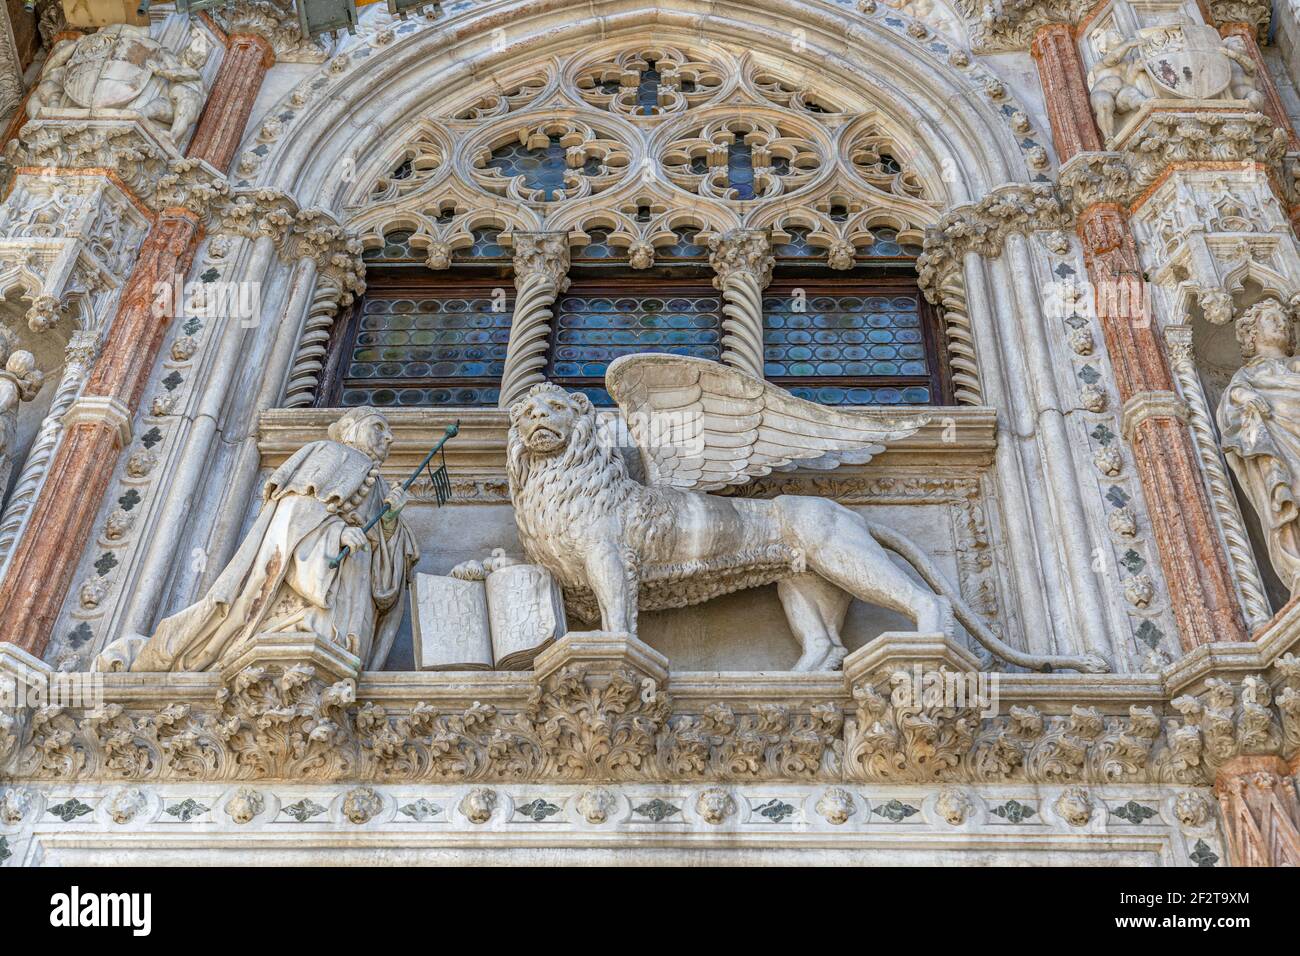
[966,0,1097,53]
[214,0,332,64]
[707,229,774,289]
[510,232,572,290]
[1213,754,1300,866]
[63,330,101,369]
[1204,0,1271,38]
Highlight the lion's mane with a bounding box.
[506,385,673,587]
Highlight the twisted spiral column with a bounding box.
[708,230,773,379]
[282,262,343,408]
[0,331,100,577]
[498,232,570,408]
[1166,326,1272,629]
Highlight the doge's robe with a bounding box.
[132,440,419,672]
[1217,355,1300,594]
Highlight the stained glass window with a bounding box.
[365,230,419,262]
[487,135,603,201]
[548,287,722,405]
[336,289,512,407]
[636,63,661,114]
[763,285,942,406]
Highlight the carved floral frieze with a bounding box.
[4,652,1296,787]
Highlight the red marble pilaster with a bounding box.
[185,33,275,172]
[1078,205,1248,649]
[0,209,200,651]
[1219,22,1300,150]
[1031,33,1250,649]
[0,32,276,657]
[1030,23,1104,163]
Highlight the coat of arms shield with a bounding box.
[1138,22,1231,100]
[62,27,158,111]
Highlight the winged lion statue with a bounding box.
[458,354,1108,674]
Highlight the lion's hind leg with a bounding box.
[777,574,851,671]
[776,496,953,637]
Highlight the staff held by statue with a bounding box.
[329,421,459,569]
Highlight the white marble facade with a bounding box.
[2,0,1300,865]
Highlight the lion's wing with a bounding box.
[605,354,929,492]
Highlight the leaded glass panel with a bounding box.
[763,290,935,406]
[338,293,512,407]
[549,290,722,405]
[487,135,603,202]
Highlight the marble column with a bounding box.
[1218,23,1299,150]
[1031,31,1249,648]
[1214,755,1300,866]
[1078,204,1247,648]
[1030,24,1102,161]
[185,33,276,173]
[709,229,773,380]
[0,31,276,658]
[0,331,100,575]
[499,232,570,408]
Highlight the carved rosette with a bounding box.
[708,230,774,379]
[498,232,571,408]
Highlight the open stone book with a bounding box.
[411,563,567,670]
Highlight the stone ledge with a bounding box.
[257,405,1000,478]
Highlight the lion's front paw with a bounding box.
[450,559,487,581]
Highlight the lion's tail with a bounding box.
[865,521,1111,674]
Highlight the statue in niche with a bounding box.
[1217,298,1300,596]
[26,24,211,146]
[0,327,43,503]
[100,408,419,672]
[475,354,1108,673]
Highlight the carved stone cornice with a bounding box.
[213,0,332,63]
[1122,110,1288,195]
[4,646,1297,786]
[9,119,233,219]
[964,0,1097,53]
[917,182,1068,299]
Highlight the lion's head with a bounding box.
[508,383,594,455]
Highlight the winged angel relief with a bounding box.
[470,355,1108,673]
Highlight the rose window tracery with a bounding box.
[750,69,843,116]
[662,116,822,201]
[848,128,926,199]
[471,121,631,203]
[368,130,443,204]
[450,75,549,120]
[574,47,725,116]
